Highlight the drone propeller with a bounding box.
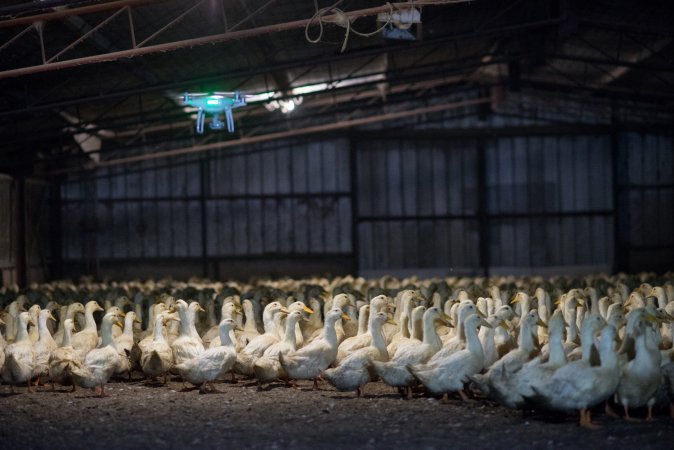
[177,92,208,102]
[212,91,251,99]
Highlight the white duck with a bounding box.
[387,305,425,358]
[234,301,288,376]
[617,310,662,421]
[322,311,392,396]
[279,308,349,389]
[175,318,238,393]
[239,299,261,344]
[253,310,304,386]
[279,300,313,348]
[301,297,324,342]
[527,324,620,428]
[511,310,568,409]
[53,302,85,346]
[3,299,26,342]
[479,312,510,369]
[202,299,241,346]
[171,300,206,366]
[70,311,124,397]
[409,314,491,401]
[334,295,388,363]
[372,306,446,398]
[140,312,175,384]
[27,304,41,343]
[207,302,243,350]
[469,309,544,403]
[32,309,58,385]
[1,312,35,392]
[114,311,139,379]
[431,300,479,362]
[71,300,104,360]
[48,319,82,391]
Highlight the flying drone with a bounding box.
[179,91,248,134]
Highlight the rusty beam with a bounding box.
[0,1,486,80]
[0,0,158,29]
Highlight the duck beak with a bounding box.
[480,318,493,329]
[303,305,314,314]
[134,318,141,324]
[536,319,548,328]
[197,305,206,313]
[477,309,487,318]
[235,326,244,332]
[386,319,397,326]
[0,318,4,325]
[48,312,57,322]
[341,313,351,321]
[441,313,453,327]
[114,320,124,328]
[280,307,290,314]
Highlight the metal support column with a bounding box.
[611,126,629,272]
[477,138,490,277]
[199,157,209,278]
[14,177,26,288]
[349,137,360,276]
[49,181,63,280]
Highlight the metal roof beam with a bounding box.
[0,5,562,80]
[0,17,565,116]
[49,97,492,174]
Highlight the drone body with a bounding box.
[180,91,247,134]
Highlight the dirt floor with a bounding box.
[1,374,673,449]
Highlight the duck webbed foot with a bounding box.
[604,401,619,418]
[458,389,471,402]
[96,384,110,397]
[579,409,601,429]
[622,405,641,422]
[645,405,654,421]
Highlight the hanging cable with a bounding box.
[305,1,473,52]
[305,2,393,53]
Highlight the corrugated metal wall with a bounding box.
[56,128,673,279]
[617,132,673,272]
[60,139,353,278]
[355,134,615,274]
[485,135,613,271]
[356,138,480,272]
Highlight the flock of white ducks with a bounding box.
[1,273,674,428]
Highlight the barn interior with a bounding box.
[0,0,673,448]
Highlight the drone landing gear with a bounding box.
[225,109,235,133]
[196,108,206,134]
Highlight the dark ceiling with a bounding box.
[0,0,672,175]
